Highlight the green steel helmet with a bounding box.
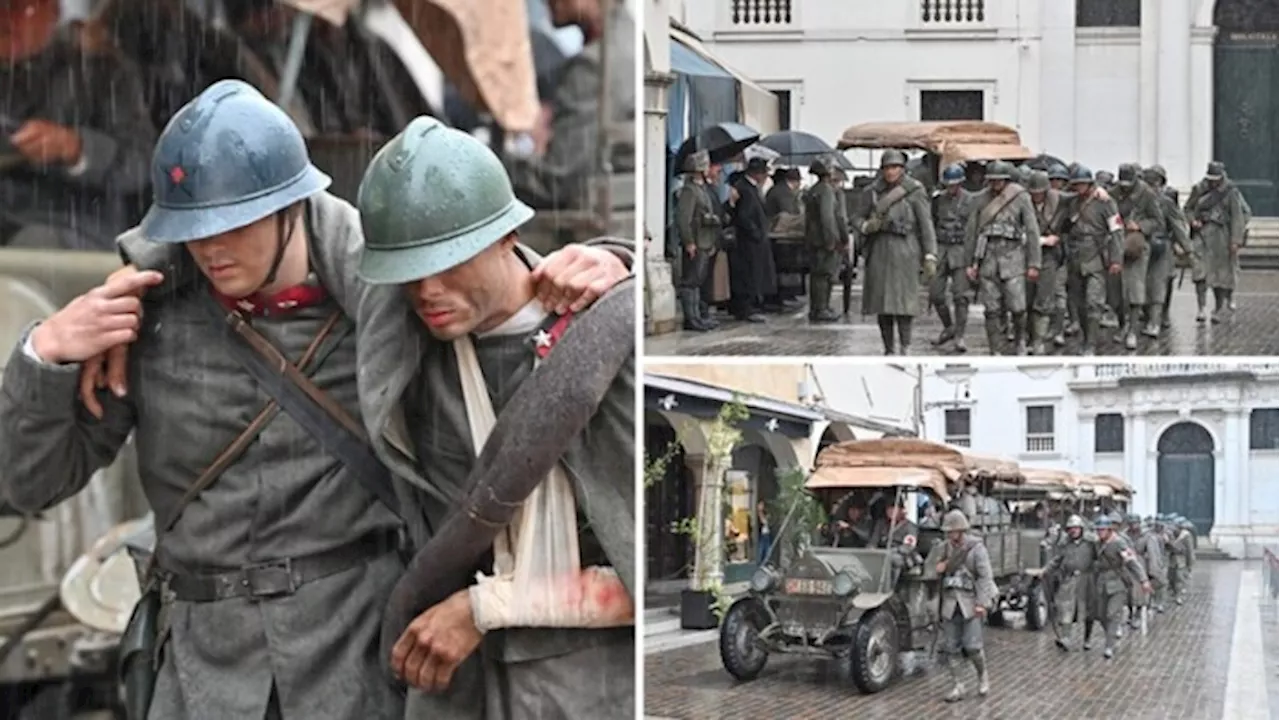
[1065,514,1084,530]
[1117,163,1139,187]
[1205,161,1225,180]
[984,161,1013,181]
[808,157,830,177]
[356,116,535,284]
[1096,170,1115,186]
[1127,513,1142,525]
[880,149,908,168]
[1144,164,1168,185]
[1068,164,1092,184]
[941,509,970,532]
[1048,164,1070,181]
[1027,170,1050,192]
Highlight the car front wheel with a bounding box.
[719,598,769,681]
[850,608,899,694]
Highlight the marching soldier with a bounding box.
[1048,164,1071,192]
[931,510,998,702]
[1184,161,1248,324]
[929,163,974,352]
[674,150,721,332]
[1143,166,1192,335]
[1046,515,1094,651]
[962,160,1041,355]
[1060,166,1124,355]
[1087,516,1150,659]
[852,149,938,355]
[1026,170,1064,354]
[1169,517,1196,605]
[1131,516,1169,615]
[804,158,844,323]
[1110,164,1166,349]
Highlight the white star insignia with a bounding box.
[765,418,779,432]
[658,394,678,411]
[533,330,553,348]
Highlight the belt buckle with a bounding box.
[242,559,297,600]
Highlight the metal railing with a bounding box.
[729,0,794,26]
[920,0,986,24]
[1090,363,1280,379]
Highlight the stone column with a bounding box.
[644,0,678,335]
[688,451,727,588]
[1218,409,1245,556]
[1189,25,1217,187]
[1078,413,1097,473]
[1156,0,1193,188]
[1138,0,1160,165]
[1130,411,1148,513]
[1038,0,1077,158]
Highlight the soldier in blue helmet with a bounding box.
[1048,164,1070,192]
[0,80,629,720]
[354,117,635,718]
[1060,165,1124,354]
[1086,515,1150,658]
[928,163,975,351]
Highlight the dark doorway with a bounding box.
[772,89,793,131]
[644,416,694,582]
[920,90,984,121]
[1156,422,1216,536]
[1213,0,1279,216]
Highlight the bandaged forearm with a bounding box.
[468,566,635,632]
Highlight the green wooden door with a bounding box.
[1156,422,1217,537]
[1214,31,1279,216]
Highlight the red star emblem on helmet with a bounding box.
[169,166,186,184]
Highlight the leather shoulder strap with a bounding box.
[873,184,909,215]
[976,183,1020,230]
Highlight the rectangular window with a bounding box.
[919,90,984,121]
[1095,413,1125,453]
[772,89,792,131]
[1025,405,1055,453]
[1250,408,1279,450]
[944,408,971,447]
[1076,0,1140,27]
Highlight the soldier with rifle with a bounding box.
[1183,161,1249,324]
[962,160,1041,355]
[1142,166,1191,335]
[929,510,997,702]
[928,163,974,352]
[1058,166,1124,355]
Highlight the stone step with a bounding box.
[1241,218,1278,269]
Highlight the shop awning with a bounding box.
[670,24,779,135]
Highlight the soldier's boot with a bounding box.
[897,316,913,355]
[984,316,1004,355]
[1194,282,1208,323]
[1065,319,1081,337]
[1100,306,1119,329]
[697,291,719,329]
[1224,289,1236,316]
[1032,313,1052,355]
[1054,626,1072,651]
[680,290,712,332]
[816,277,842,322]
[1123,311,1139,349]
[1143,304,1162,338]
[970,650,990,696]
[1003,312,1015,341]
[1080,317,1100,356]
[943,657,964,702]
[878,315,896,355]
[1011,312,1028,355]
[808,277,825,321]
[1211,288,1228,323]
[1083,623,1095,650]
[1162,278,1175,329]
[934,304,956,345]
[953,302,970,353]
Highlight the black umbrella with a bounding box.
[758,130,849,168]
[673,121,760,169]
[1025,153,1068,171]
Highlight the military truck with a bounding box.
[718,438,1024,694]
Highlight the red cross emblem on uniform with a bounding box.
[169,166,186,184]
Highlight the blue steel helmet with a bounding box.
[1094,515,1114,530]
[1068,165,1094,185]
[1048,163,1070,181]
[941,163,965,185]
[141,80,330,243]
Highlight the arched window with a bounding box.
[1157,422,1215,455]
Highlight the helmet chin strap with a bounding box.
[249,208,298,296]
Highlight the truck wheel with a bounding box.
[18,682,75,720]
[719,598,769,681]
[1025,583,1049,631]
[850,608,899,694]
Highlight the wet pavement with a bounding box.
[644,562,1278,720]
[646,270,1279,357]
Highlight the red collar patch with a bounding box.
[532,312,574,359]
[212,276,328,317]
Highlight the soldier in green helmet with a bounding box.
[1184,161,1250,324]
[674,149,721,331]
[1026,170,1065,354]
[1142,165,1191,336]
[1110,164,1165,350]
[353,117,636,718]
[1168,517,1196,605]
[804,157,844,322]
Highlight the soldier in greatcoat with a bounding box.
[927,510,998,702]
[803,157,844,323]
[1059,166,1124,355]
[1142,166,1192,335]
[1168,518,1197,605]
[852,149,938,355]
[1025,170,1064,354]
[1183,161,1249,324]
[353,118,635,720]
[962,160,1041,355]
[929,164,974,352]
[1045,515,1094,651]
[1,82,627,720]
[1086,516,1150,659]
[674,149,720,331]
[1110,164,1166,349]
[1128,515,1168,617]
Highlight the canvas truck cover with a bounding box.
[805,437,1024,501]
[836,121,1035,168]
[994,467,1081,494]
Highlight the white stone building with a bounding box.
[919,362,1280,558]
[678,0,1278,216]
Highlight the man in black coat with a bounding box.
[728,157,774,322]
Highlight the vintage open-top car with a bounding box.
[718,438,1024,694]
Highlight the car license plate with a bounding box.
[785,578,832,595]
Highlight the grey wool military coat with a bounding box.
[0,191,408,720]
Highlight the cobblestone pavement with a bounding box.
[645,270,1278,357]
[644,562,1276,720]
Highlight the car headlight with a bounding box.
[832,571,857,597]
[750,567,776,593]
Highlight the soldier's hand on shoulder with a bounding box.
[532,244,628,314]
[32,269,163,366]
[10,119,83,166]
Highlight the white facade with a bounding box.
[919,363,1280,558]
[809,363,919,437]
[679,0,1262,196]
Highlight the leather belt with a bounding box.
[163,531,399,602]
